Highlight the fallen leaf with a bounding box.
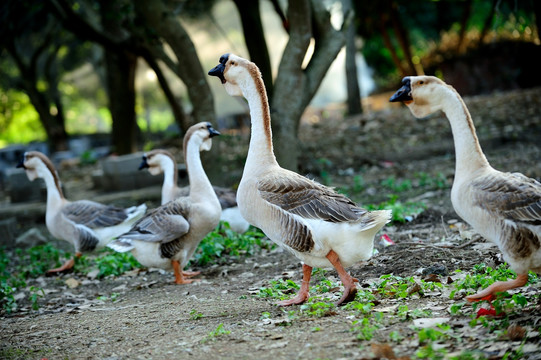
[370,343,396,359]
[65,278,79,289]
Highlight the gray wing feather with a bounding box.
[258,172,365,223]
[63,200,128,228]
[118,200,191,243]
[473,172,541,226]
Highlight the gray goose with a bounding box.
[209,54,391,305]
[139,149,250,233]
[390,76,541,302]
[16,151,147,273]
[108,122,222,284]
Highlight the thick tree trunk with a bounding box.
[389,1,416,75]
[133,0,215,128]
[342,0,362,115]
[233,0,274,103]
[456,0,473,53]
[271,0,345,171]
[101,0,138,155]
[104,49,138,155]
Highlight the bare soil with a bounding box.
[1,87,541,360]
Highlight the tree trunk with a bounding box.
[342,0,362,115]
[478,0,497,46]
[101,0,138,155]
[5,41,69,152]
[104,49,138,155]
[271,0,345,171]
[456,0,473,54]
[133,0,215,129]
[233,0,274,103]
[389,1,416,75]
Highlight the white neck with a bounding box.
[161,159,177,204]
[185,142,216,204]
[239,75,278,177]
[440,88,489,177]
[39,166,65,213]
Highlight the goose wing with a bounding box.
[257,171,365,223]
[63,200,128,228]
[118,199,191,243]
[472,171,541,225]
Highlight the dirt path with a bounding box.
[2,87,541,359]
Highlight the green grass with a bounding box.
[192,223,272,266]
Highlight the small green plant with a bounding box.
[91,250,142,278]
[415,172,448,189]
[300,301,336,317]
[351,317,380,341]
[381,176,412,193]
[203,323,230,342]
[29,286,45,310]
[258,279,299,301]
[190,309,204,320]
[192,224,270,266]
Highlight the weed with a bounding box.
[202,323,230,342]
[300,301,336,317]
[190,309,204,320]
[192,224,270,266]
[92,250,142,278]
[351,317,380,341]
[257,279,299,301]
[29,286,45,310]
[389,330,404,343]
[381,176,412,193]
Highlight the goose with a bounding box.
[16,151,147,273]
[108,122,222,284]
[208,54,391,306]
[390,76,541,302]
[139,149,250,233]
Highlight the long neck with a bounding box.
[161,159,178,204]
[185,143,215,203]
[39,166,65,210]
[240,75,278,175]
[441,88,489,176]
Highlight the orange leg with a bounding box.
[326,249,357,305]
[277,264,312,306]
[172,260,199,284]
[47,252,82,274]
[466,273,529,302]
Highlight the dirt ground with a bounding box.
[1,87,541,359]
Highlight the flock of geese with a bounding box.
[16,53,540,306]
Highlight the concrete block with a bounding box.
[6,168,46,203]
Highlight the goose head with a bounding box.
[183,122,221,155]
[389,76,449,118]
[139,150,175,176]
[16,151,57,182]
[208,53,258,97]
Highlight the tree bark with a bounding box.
[100,0,138,155]
[342,0,362,115]
[271,0,345,171]
[456,0,473,54]
[132,0,215,129]
[389,1,416,75]
[233,0,274,103]
[5,40,69,152]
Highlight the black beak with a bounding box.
[138,157,149,170]
[16,158,26,169]
[389,77,413,102]
[208,53,229,84]
[207,123,221,138]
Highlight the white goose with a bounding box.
[390,76,541,302]
[16,151,147,273]
[209,54,391,306]
[139,149,250,233]
[108,122,222,284]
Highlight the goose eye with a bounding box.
[419,81,424,85]
[230,61,235,66]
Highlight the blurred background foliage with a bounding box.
[0,0,539,166]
